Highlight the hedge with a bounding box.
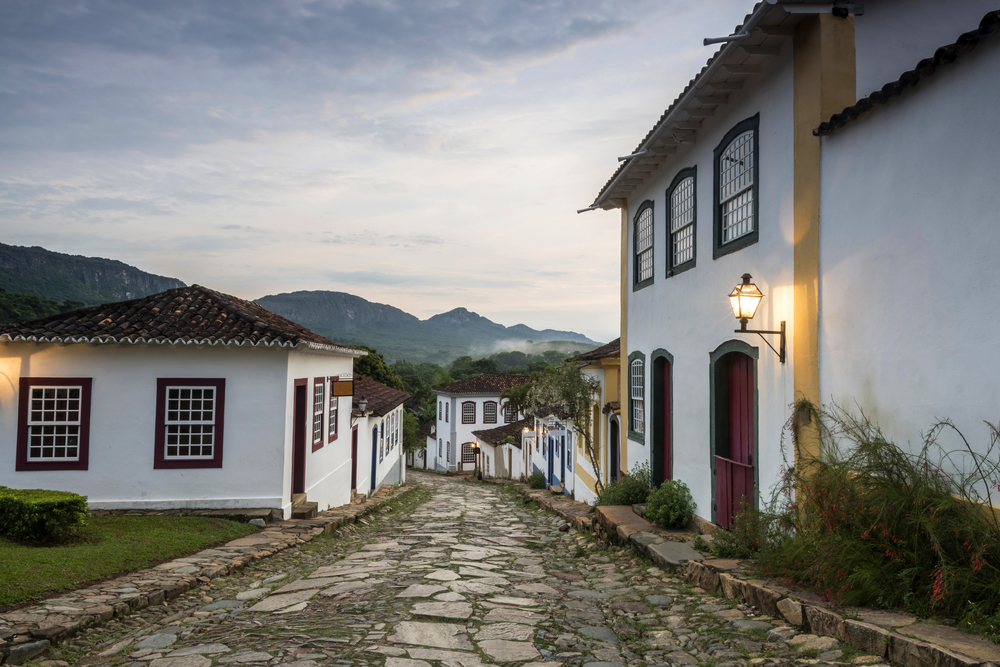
[0,486,89,543]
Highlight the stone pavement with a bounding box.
[15,471,906,667]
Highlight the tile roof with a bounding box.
[434,374,531,396]
[0,284,361,354]
[353,374,410,418]
[473,418,531,448]
[592,1,795,207]
[815,10,1000,136]
[575,338,620,362]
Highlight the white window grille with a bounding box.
[445,403,449,422]
[164,387,216,459]
[630,360,645,435]
[328,390,338,440]
[720,130,755,243]
[447,441,450,462]
[462,401,475,424]
[438,401,441,420]
[503,402,516,423]
[26,385,82,461]
[670,176,695,266]
[635,206,654,283]
[484,401,497,424]
[438,438,442,457]
[462,443,475,463]
[313,381,324,446]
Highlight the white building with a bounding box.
[427,374,529,472]
[473,418,530,481]
[586,1,1000,527]
[0,285,364,519]
[350,375,409,494]
[573,338,622,505]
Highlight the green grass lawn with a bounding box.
[0,515,259,608]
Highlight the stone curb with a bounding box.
[0,484,417,665]
[491,478,1000,667]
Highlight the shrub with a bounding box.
[0,487,89,543]
[597,461,651,506]
[527,470,546,489]
[712,496,774,559]
[646,479,695,528]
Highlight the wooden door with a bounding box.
[351,426,358,490]
[715,353,755,529]
[292,381,307,500]
[653,357,672,485]
[370,426,378,491]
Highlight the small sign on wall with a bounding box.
[331,379,354,396]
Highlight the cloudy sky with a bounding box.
[1,0,748,342]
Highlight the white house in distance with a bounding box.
[532,409,575,496]
[473,417,530,481]
[428,374,529,473]
[586,1,1000,527]
[351,374,409,495]
[0,284,365,519]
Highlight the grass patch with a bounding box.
[0,515,258,608]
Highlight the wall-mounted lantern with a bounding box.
[351,395,369,425]
[728,273,786,363]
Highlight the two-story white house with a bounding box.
[351,374,409,495]
[427,374,529,472]
[586,0,1000,527]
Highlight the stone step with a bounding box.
[291,501,318,519]
[549,485,564,494]
[292,493,307,506]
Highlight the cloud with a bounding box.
[322,231,446,247]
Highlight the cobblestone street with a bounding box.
[34,472,883,667]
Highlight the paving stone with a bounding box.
[406,648,485,665]
[730,619,774,632]
[646,595,674,607]
[580,627,619,644]
[411,602,473,620]
[166,643,230,656]
[272,577,340,594]
[474,623,535,641]
[247,590,315,612]
[217,652,273,663]
[234,590,269,602]
[134,635,178,650]
[388,621,474,650]
[483,607,545,625]
[477,639,541,661]
[384,659,432,667]
[423,569,460,581]
[197,600,243,612]
[149,657,212,667]
[396,584,446,598]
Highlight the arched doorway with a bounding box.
[652,350,673,487]
[710,341,758,529]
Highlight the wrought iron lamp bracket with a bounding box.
[736,320,786,363]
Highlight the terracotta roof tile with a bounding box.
[473,418,531,448]
[434,374,531,395]
[353,374,410,417]
[575,338,620,362]
[816,10,1000,136]
[0,284,359,353]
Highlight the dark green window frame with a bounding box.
[633,200,655,291]
[667,167,697,276]
[627,350,646,444]
[713,113,760,259]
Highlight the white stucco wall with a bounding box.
[436,392,520,472]
[854,0,997,99]
[574,366,612,506]
[624,43,796,520]
[0,343,288,510]
[818,35,1000,469]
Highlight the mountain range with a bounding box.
[255,290,601,364]
[0,243,601,364]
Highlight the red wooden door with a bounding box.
[715,354,754,529]
[351,426,358,490]
[662,360,672,482]
[292,381,307,500]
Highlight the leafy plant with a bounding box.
[712,497,775,559]
[527,470,546,489]
[597,461,651,506]
[645,479,695,528]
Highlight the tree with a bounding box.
[402,411,423,453]
[352,346,405,391]
[523,362,604,495]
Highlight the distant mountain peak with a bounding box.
[426,307,502,328]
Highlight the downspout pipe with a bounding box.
[593,0,778,209]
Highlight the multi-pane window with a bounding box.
[445,403,449,422]
[447,441,450,462]
[26,385,82,461]
[720,130,755,244]
[669,170,696,271]
[630,359,645,435]
[462,401,475,424]
[439,438,443,457]
[328,389,338,441]
[503,402,516,424]
[462,443,476,463]
[313,380,324,448]
[634,203,654,286]
[484,401,497,424]
[438,401,442,420]
[164,386,216,459]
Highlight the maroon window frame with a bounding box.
[462,401,475,424]
[154,378,225,469]
[483,401,498,424]
[312,377,325,452]
[327,378,339,444]
[16,377,93,472]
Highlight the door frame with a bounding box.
[709,340,759,525]
[651,349,674,487]
[370,425,379,491]
[609,416,620,482]
[351,425,358,490]
[291,379,308,501]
